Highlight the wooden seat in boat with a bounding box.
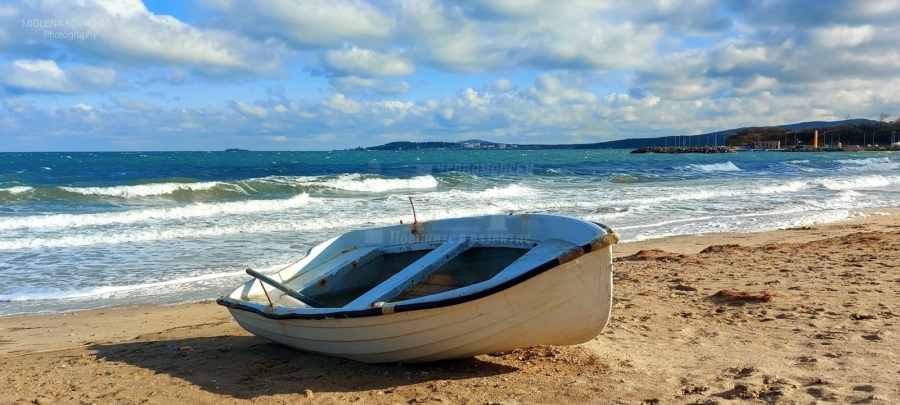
[485,238,577,283]
[380,238,579,306]
[344,237,472,308]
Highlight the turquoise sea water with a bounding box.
[2,149,899,315]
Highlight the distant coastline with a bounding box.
[360,118,896,151]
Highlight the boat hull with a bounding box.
[224,245,613,363]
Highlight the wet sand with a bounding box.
[2,211,899,404]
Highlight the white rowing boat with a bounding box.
[218,213,618,363]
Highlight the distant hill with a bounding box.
[580,119,882,149]
[365,141,463,151]
[776,119,877,131]
[363,119,885,150]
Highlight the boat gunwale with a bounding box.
[217,225,617,321]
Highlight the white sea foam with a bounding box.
[621,209,855,243]
[617,180,808,206]
[804,190,862,209]
[0,204,414,250]
[317,174,438,192]
[60,181,221,198]
[0,186,33,194]
[836,157,900,172]
[754,181,809,195]
[256,174,439,192]
[821,175,894,190]
[0,269,248,302]
[680,161,742,172]
[616,216,716,231]
[438,184,534,199]
[0,193,313,231]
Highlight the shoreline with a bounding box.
[3,209,894,320]
[2,211,899,403]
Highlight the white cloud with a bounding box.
[397,0,661,72]
[201,0,394,47]
[1,100,35,113]
[330,76,410,95]
[322,94,361,114]
[491,79,514,92]
[230,100,267,118]
[4,0,291,78]
[811,25,875,48]
[713,40,771,73]
[112,96,157,111]
[401,0,494,72]
[90,3,288,74]
[324,47,415,76]
[377,101,415,111]
[524,74,598,106]
[0,60,118,94]
[461,88,490,110]
[522,20,660,70]
[733,74,777,95]
[462,0,545,19]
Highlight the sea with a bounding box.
[2,149,899,316]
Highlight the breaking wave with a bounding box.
[308,174,438,192]
[0,193,313,231]
[836,157,900,172]
[821,175,895,190]
[60,181,222,198]
[679,161,742,172]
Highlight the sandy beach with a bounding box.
[2,211,898,404]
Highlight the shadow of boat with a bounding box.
[91,334,519,399]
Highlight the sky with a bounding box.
[1,0,899,151]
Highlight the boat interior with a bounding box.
[312,246,531,307]
[256,236,581,309]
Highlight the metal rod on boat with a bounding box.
[258,279,274,307]
[408,196,418,223]
[245,268,325,308]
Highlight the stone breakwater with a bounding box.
[630,146,737,154]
